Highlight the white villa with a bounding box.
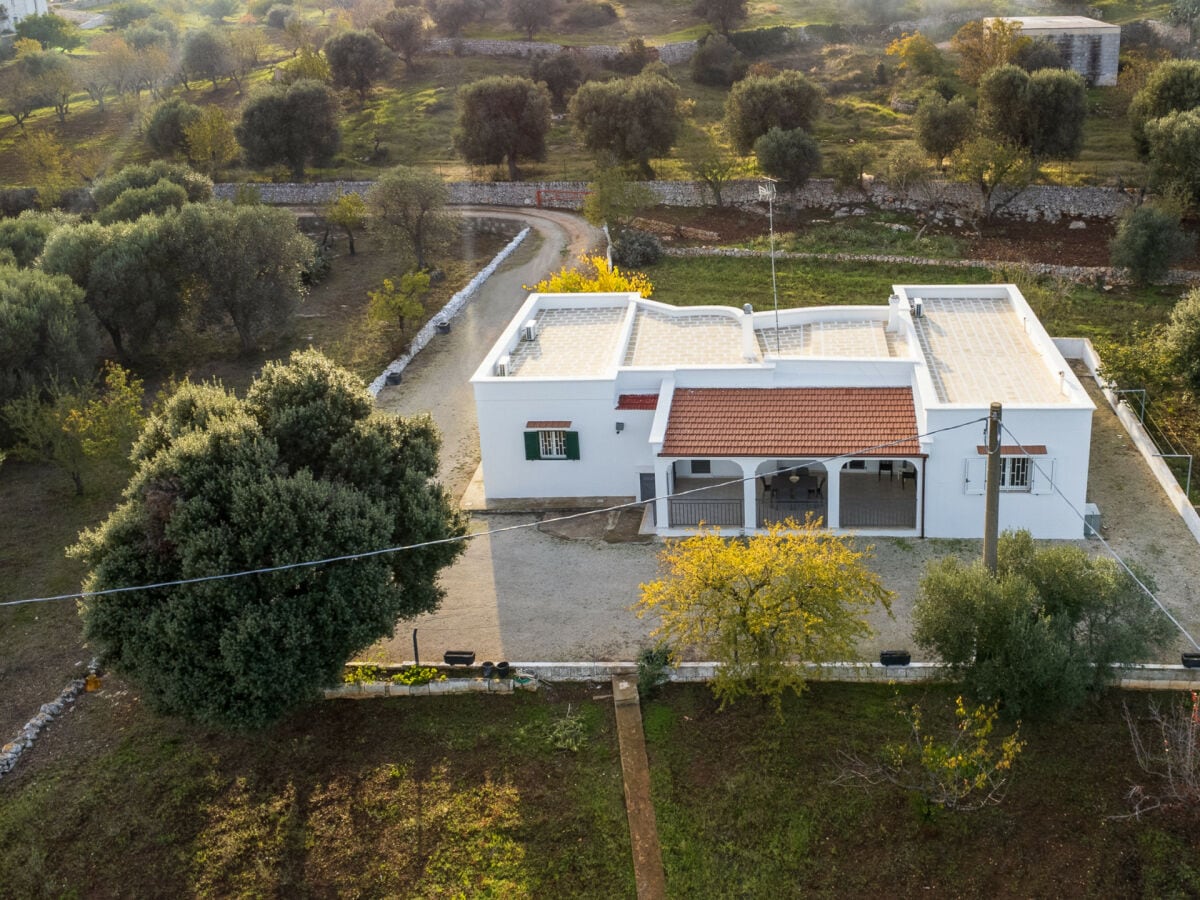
[471,285,1095,539]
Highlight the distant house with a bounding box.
[989,15,1120,86]
[472,285,1095,539]
[4,0,48,30]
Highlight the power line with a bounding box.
[999,422,1200,652]
[0,415,987,609]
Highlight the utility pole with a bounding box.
[983,402,1002,575]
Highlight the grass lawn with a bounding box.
[645,682,1200,897]
[0,684,634,898]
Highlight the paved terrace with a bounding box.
[756,320,906,358]
[911,295,1068,404]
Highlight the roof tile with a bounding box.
[660,388,922,457]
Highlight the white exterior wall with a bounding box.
[474,378,654,499]
[921,406,1093,539]
[7,0,47,27]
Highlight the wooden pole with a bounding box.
[983,402,1002,575]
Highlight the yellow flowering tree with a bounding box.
[527,254,653,297]
[637,517,891,713]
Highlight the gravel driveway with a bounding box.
[369,209,1200,665]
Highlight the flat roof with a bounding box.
[991,15,1119,32]
[756,319,906,358]
[507,306,626,377]
[910,295,1067,404]
[623,307,745,367]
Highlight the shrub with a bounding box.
[637,645,670,698]
[913,530,1173,719]
[613,229,663,267]
[1165,287,1200,394]
[1110,205,1191,285]
[728,25,792,56]
[265,4,296,29]
[390,665,445,685]
[604,37,653,75]
[562,1,616,29]
[146,99,202,157]
[754,127,821,189]
[690,32,746,87]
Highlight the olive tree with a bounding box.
[913,530,1172,719]
[324,29,392,99]
[725,70,823,153]
[569,71,682,177]
[235,79,341,177]
[366,165,455,270]
[453,76,551,180]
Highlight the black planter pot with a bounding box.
[495,661,511,678]
[880,650,912,667]
[444,650,475,666]
[1182,653,1200,669]
[384,371,402,386]
[436,321,451,335]
[481,661,495,678]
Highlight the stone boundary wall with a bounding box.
[666,246,1200,287]
[1,659,99,780]
[426,37,700,65]
[1056,337,1200,543]
[366,226,530,397]
[214,179,1137,224]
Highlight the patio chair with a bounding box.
[878,460,894,481]
[814,476,825,497]
[900,466,916,490]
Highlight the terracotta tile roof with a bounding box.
[617,393,659,410]
[975,444,1047,455]
[660,388,922,458]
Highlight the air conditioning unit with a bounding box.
[911,298,924,318]
[494,355,511,377]
[521,319,538,342]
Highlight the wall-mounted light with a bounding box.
[615,421,625,434]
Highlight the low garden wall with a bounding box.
[366,226,530,396]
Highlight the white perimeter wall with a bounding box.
[474,379,654,499]
[921,406,1093,539]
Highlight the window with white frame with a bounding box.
[1000,456,1031,491]
[539,429,567,459]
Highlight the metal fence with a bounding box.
[1113,389,1195,505]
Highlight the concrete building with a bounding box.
[4,0,48,29]
[989,15,1120,86]
[472,285,1095,539]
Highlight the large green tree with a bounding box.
[507,0,554,40]
[235,79,341,177]
[366,165,454,270]
[324,29,392,100]
[979,65,1086,160]
[0,209,72,268]
[41,217,181,361]
[15,12,82,52]
[180,27,233,91]
[72,351,467,728]
[0,265,96,405]
[569,71,682,178]
[638,518,892,714]
[725,69,823,154]
[371,7,429,69]
[913,530,1172,719]
[1144,108,1200,206]
[913,94,975,168]
[754,126,821,189]
[1129,59,1200,156]
[170,202,314,352]
[453,76,551,181]
[1109,204,1192,285]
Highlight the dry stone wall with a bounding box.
[215,178,1138,224]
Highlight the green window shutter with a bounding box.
[524,431,541,460]
[564,431,580,460]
